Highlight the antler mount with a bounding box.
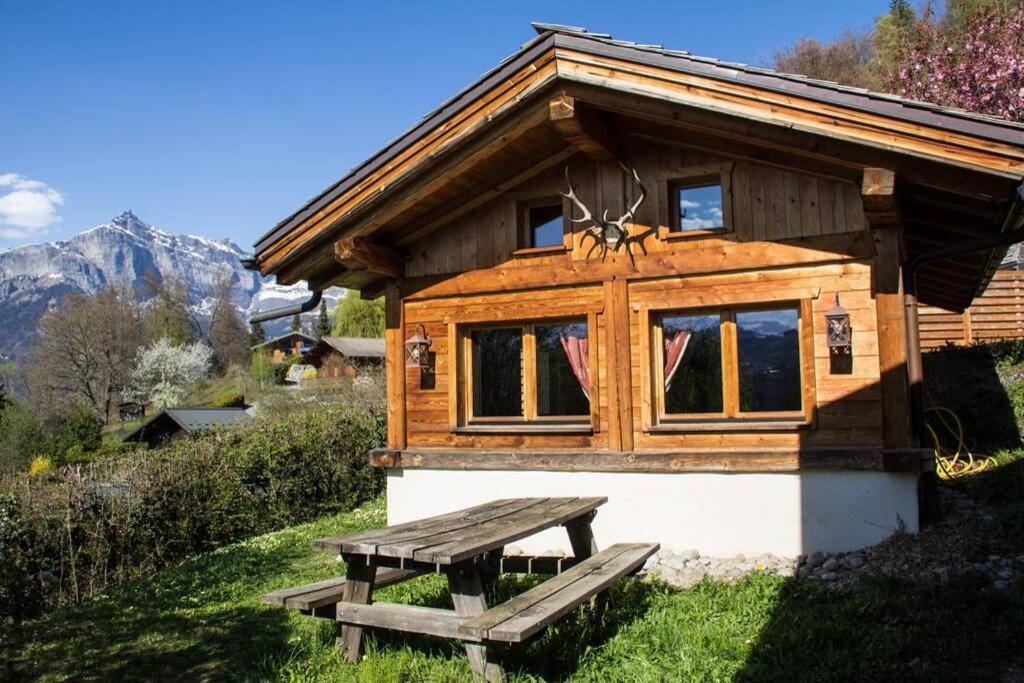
[563,163,650,265]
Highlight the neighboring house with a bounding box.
[301,336,385,379]
[250,24,1024,558]
[123,407,252,448]
[251,332,318,362]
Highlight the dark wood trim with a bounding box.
[548,93,619,161]
[369,447,934,473]
[454,424,594,435]
[512,244,571,257]
[647,420,811,433]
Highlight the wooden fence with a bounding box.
[919,269,1024,349]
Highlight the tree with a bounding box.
[139,271,195,345]
[316,299,331,339]
[249,319,266,347]
[332,290,385,338]
[124,337,212,410]
[291,313,302,333]
[26,284,144,423]
[774,30,876,89]
[208,278,249,371]
[883,3,1024,121]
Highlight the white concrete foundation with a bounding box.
[386,468,919,558]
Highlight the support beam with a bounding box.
[548,94,618,161]
[862,169,911,449]
[335,236,403,279]
[385,282,407,450]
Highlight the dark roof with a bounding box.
[250,331,318,350]
[123,407,252,443]
[316,336,385,358]
[254,22,1024,254]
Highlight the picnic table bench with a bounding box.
[263,497,658,681]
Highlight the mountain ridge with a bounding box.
[0,210,341,356]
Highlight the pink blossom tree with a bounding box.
[884,4,1024,122]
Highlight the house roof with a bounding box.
[254,22,1024,259]
[317,336,385,358]
[250,331,318,351]
[123,407,252,443]
[252,22,1024,312]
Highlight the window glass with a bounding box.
[528,204,563,248]
[535,322,589,417]
[675,183,724,231]
[662,313,723,414]
[736,309,801,413]
[471,328,523,417]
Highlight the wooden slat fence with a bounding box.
[920,270,1024,348]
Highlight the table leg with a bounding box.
[446,563,506,683]
[337,556,378,662]
[564,513,606,615]
[480,547,503,603]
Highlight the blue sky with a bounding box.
[0,1,886,251]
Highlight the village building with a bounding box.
[301,336,385,378]
[251,24,1024,558]
[123,407,252,449]
[251,331,317,362]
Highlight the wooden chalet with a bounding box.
[301,336,385,378]
[252,24,1024,557]
[251,331,317,362]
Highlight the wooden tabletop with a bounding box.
[313,497,607,565]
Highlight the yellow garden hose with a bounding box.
[924,405,998,480]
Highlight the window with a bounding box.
[657,163,734,239]
[517,198,566,252]
[652,305,806,423]
[462,319,590,426]
[672,181,724,232]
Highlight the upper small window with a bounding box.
[519,200,565,250]
[672,180,724,232]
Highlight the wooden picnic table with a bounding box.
[264,497,658,682]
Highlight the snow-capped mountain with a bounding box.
[0,210,342,356]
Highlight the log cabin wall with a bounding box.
[396,139,884,454]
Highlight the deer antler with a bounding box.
[607,162,647,230]
[562,167,593,224]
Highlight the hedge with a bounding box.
[0,402,385,623]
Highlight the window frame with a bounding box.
[513,192,572,256]
[643,300,815,430]
[657,163,735,241]
[454,316,596,432]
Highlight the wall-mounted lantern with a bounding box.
[404,323,432,370]
[825,293,852,356]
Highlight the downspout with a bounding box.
[902,183,1024,444]
[240,256,324,324]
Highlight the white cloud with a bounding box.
[0,173,64,238]
[679,199,701,209]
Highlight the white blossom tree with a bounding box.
[125,337,213,410]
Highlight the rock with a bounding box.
[998,570,1015,580]
[504,546,524,556]
[807,552,826,568]
[843,555,865,570]
[994,580,1010,591]
[679,548,700,561]
[776,566,796,578]
[989,554,1002,563]
[733,553,746,562]
[540,549,565,558]
[666,557,687,572]
[820,572,839,582]
[797,566,812,579]
[822,558,841,572]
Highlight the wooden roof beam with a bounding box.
[861,168,900,229]
[335,236,404,279]
[548,94,619,161]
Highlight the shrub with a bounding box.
[208,389,245,408]
[27,457,52,477]
[0,402,385,621]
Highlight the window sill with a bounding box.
[454,423,594,435]
[648,420,811,433]
[661,228,731,241]
[511,244,570,257]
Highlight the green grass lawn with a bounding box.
[2,496,1023,682]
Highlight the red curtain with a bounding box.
[664,330,691,392]
[559,335,590,399]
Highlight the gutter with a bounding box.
[241,256,324,325]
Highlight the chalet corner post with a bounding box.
[385,281,407,450]
[861,168,912,450]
